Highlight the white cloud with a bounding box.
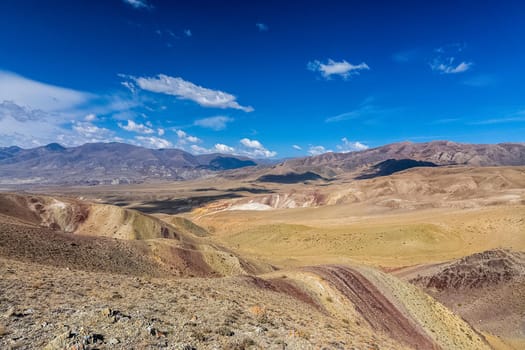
[292,144,302,150]
[240,138,263,149]
[214,143,236,154]
[308,59,369,79]
[0,70,92,113]
[118,119,154,134]
[175,129,201,144]
[308,145,331,156]
[325,98,382,123]
[135,136,172,149]
[84,113,97,122]
[194,115,233,130]
[431,59,472,74]
[193,115,233,131]
[0,71,143,148]
[0,101,122,147]
[336,138,369,153]
[157,128,165,136]
[72,121,113,138]
[430,44,473,74]
[239,138,276,158]
[256,23,268,32]
[124,74,254,112]
[122,0,151,9]
[184,29,192,37]
[188,138,276,158]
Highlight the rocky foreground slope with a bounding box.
[0,193,493,349]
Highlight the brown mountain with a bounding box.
[276,141,525,178]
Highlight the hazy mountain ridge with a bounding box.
[1,140,525,186]
[0,142,257,185]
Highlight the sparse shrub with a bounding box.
[191,330,207,341]
[326,296,333,303]
[248,305,269,323]
[216,326,234,336]
[226,337,256,350]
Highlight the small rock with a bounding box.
[255,325,267,335]
[101,307,112,317]
[4,307,15,318]
[180,345,197,350]
[108,337,120,345]
[43,330,73,350]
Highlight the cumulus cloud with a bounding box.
[194,115,234,130]
[175,129,201,144]
[72,121,114,138]
[118,119,154,134]
[336,138,369,153]
[188,138,276,158]
[308,59,369,79]
[135,136,173,149]
[214,143,236,154]
[122,0,151,9]
[240,138,276,158]
[124,74,253,112]
[308,145,331,156]
[157,128,165,136]
[256,23,268,32]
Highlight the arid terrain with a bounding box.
[1,143,524,349]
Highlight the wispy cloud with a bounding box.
[430,44,473,74]
[292,144,302,150]
[325,98,385,123]
[470,111,525,125]
[184,29,192,37]
[124,74,254,112]
[431,59,472,74]
[118,119,154,134]
[256,23,268,32]
[462,74,497,87]
[0,71,135,147]
[122,0,151,10]
[0,70,92,112]
[336,138,369,152]
[392,49,420,63]
[308,59,369,79]
[194,115,234,130]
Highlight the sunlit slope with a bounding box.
[0,193,272,276]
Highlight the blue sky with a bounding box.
[0,0,524,158]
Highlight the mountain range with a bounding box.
[0,142,256,185]
[0,140,524,185]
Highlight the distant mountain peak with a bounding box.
[44,143,66,151]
